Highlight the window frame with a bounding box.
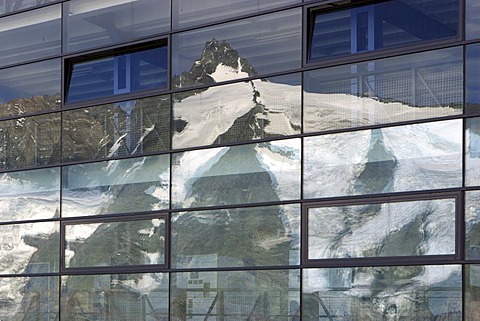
[63,39,169,108]
[302,192,462,267]
[305,0,462,66]
[61,213,169,274]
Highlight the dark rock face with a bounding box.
[173,38,258,91]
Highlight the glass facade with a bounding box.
[0,0,478,319]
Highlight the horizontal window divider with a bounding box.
[305,37,464,70]
[303,255,461,268]
[0,54,61,72]
[302,115,466,139]
[0,217,61,227]
[169,199,302,214]
[61,264,168,275]
[169,68,304,96]
[0,272,60,278]
[0,108,62,123]
[301,189,463,206]
[0,0,63,21]
[61,86,170,111]
[61,35,170,61]
[62,265,302,276]
[61,212,168,225]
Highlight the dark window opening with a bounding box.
[65,42,168,104]
[308,0,459,62]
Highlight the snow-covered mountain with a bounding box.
[0,39,467,319]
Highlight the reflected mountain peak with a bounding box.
[174,38,258,89]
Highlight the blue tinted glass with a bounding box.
[66,46,167,104]
[467,0,480,40]
[64,0,170,53]
[467,44,480,114]
[310,0,459,61]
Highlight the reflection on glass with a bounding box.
[308,197,456,260]
[63,95,170,162]
[0,0,57,15]
[64,217,165,268]
[0,222,59,274]
[66,45,168,104]
[172,8,301,89]
[0,276,58,320]
[303,265,462,320]
[173,0,300,29]
[466,118,480,186]
[172,139,301,208]
[467,44,480,114]
[172,204,300,268]
[0,113,61,170]
[466,191,480,259]
[0,59,60,119]
[62,155,169,217]
[64,0,170,52]
[305,47,463,132]
[0,167,59,222]
[171,270,299,320]
[0,5,61,67]
[304,120,462,198]
[61,273,168,320]
[173,74,301,148]
[466,265,480,320]
[467,0,480,40]
[309,0,459,61]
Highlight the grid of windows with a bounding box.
[0,0,479,319]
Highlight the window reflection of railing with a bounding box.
[185,289,298,321]
[309,287,462,321]
[63,288,168,321]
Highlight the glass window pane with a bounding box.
[171,270,300,320]
[63,95,170,162]
[466,191,480,259]
[309,0,459,61]
[61,273,168,319]
[173,73,301,148]
[0,0,58,15]
[62,155,169,217]
[466,118,480,186]
[64,217,165,268]
[305,47,463,132]
[304,120,462,198]
[66,45,168,104]
[467,0,480,40]
[172,204,300,268]
[0,113,61,170]
[303,265,462,320]
[0,5,61,67]
[173,0,300,29]
[467,44,480,114]
[0,59,60,119]
[307,197,456,260]
[172,8,301,89]
[466,264,480,320]
[64,0,170,52]
[0,276,58,320]
[172,138,301,208]
[0,168,60,222]
[0,221,59,274]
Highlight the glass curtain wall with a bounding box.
[0,0,477,320]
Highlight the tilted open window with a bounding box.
[308,0,460,62]
[65,41,168,104]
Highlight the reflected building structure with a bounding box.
[0,0,479,320]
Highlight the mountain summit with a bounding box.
[174,39,257,88]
